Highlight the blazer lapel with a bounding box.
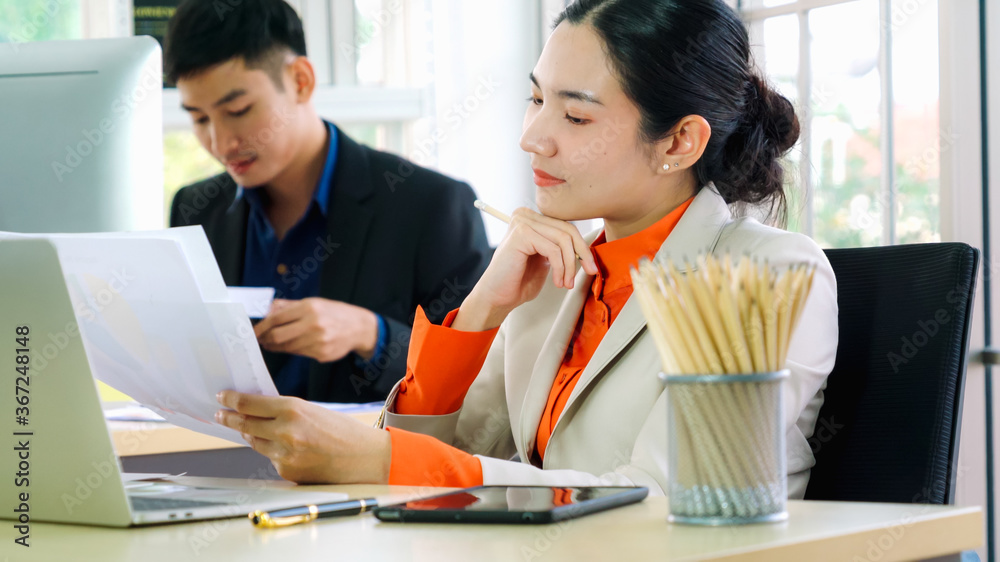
[556,293,648,426]
[653,183,733,266]
[215,184,248,287]
[551,186,734,436]
[316,128,376,305]
[517,265,592,458]
[308,129,376,398]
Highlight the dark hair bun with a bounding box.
[747,75,800,154]
[713,74,800,219]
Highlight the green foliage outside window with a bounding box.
[163,131,224,224]
[809,111,940,248]
[0,0,81,43]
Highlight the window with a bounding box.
[742,0,941,248]
[0,0,83,42]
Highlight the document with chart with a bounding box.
[0,227,275,443]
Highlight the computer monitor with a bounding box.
[0,37,163,233]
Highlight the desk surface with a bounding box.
[17,479,981,562]
[108,411,382,456]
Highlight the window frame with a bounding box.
[740,0,909,246]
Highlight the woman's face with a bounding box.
[521,22,665,224]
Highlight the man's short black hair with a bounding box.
[164,0,307,87]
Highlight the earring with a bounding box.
[674,163,680,167]
[663,164,670,171]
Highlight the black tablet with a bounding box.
[372,485,649,524]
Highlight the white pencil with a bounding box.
[474,200,512,224]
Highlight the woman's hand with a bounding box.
[454,208,598,331]
[215,391,391,484]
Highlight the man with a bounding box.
[165,0,490,403]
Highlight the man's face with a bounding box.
[177,57,304,188]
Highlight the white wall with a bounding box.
[417,1,544,244]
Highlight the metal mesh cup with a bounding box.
[660,370,789,525]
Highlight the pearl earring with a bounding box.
[663,164,670,171]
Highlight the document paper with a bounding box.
[0,227,275,443]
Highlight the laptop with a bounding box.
[2,350,346,527]
[0,239,346,527]
[119,473,347,526]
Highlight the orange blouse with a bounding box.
[387,198,694,487]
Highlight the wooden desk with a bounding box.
[108,411,383,480]
[17,480,981,561]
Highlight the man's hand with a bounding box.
[215,391,391,484]
[254,298,379,363]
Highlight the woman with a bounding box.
[215,0,838,498]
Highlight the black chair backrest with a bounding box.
[804,243,979,504]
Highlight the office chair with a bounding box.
[803,243,980,505]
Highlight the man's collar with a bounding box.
[312,120,338,215]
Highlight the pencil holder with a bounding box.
[660,370,789,525]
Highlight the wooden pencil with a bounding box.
[633,253,818,518]
[474,199,585,262]
[473,199,512,224]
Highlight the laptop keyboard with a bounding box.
[130,496,229,512]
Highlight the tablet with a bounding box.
[372,485,649,524]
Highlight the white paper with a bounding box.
[227,287,275,319]
[314,401,386,415]
[122,473,180,483]
[23,226,230,303]
[0,228,278,445]
[104,404,167,422]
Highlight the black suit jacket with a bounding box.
[170,127,490,402]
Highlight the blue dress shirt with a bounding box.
[236,122,388,397]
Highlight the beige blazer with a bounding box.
[384,185,839,498]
